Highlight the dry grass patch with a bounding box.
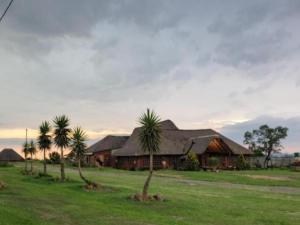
[245,175,292,181]
[0,181,5,190]
[155,173,183,179]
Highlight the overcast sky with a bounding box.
[0,0,299,154]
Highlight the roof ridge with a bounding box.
[190,134,220,139]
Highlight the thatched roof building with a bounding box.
[86,135,129,167]
[87,135,129,153]
[0,148,24,162]
[113,120,251,157]
[112,120,252,170]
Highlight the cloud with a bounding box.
[208,1,300,69]
[0,0,300,152]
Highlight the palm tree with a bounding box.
[28,140,37,173]
[37,121,52,174]
[70,127,95,186]
[138,108,161,200]
[22,142,29,172]
[53,115,71,181]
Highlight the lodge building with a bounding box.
[87,120,252,170]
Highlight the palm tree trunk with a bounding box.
[43,149,47,174]
[60,147,65,181]
[30,153,33,173]
[142,152,153,200]
[24,153,28,172]
[78,159,90,185]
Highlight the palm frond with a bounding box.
[38,121,52,151]
[28,140,37,154]
[138,108,162,154]
[70,127,88,159]
[53,115,71,148]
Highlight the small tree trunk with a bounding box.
[78,159,90,185]
[264,152,271,169]
[263,157,267,168]
[60,147,65,181]
[142,152,153,200]
[30,153,33,173]
[43,149,47,174]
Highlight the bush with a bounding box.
[175,152,200,171]
[236,154,250,170]
[186,152,200,171]
[49,152,60,164]
[208,157,219,168]
[179,152,200,171]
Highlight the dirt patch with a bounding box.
[0,181,5,190]
[155,173,183,179]
[129,193,166,202]
[246,175,292,181]
[84,182,99,190]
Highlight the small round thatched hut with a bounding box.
[0,148,24,162]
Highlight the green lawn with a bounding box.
[1,163,300,225]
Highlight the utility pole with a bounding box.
[25,128,28,145]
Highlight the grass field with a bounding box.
[1,163,300,225]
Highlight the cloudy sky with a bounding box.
[0,0,299,155]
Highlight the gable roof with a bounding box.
[183,135,250,155]
[0,148,24,161]
[112,120,252,156]
[87,135,129,153]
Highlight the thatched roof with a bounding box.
[87,135,129,153]
[158,119,179,130]
[112,120,252,156]
[0,148,24,161]
[183,135,250,155]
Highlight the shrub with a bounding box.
[208,157,219,168]
[185,152,200,171]
[176,152,200,171]
[49,152,60,164]
[236,154,250,170]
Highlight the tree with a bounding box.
[49,152,60,164]
[37,121,52,174]
[70,127,95,187]
[244,125,288,168]
[22,142,29,172]
[138,109,161,200]
[235,154,250,170]
[28,140,37,173]
[53,115,71,181]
